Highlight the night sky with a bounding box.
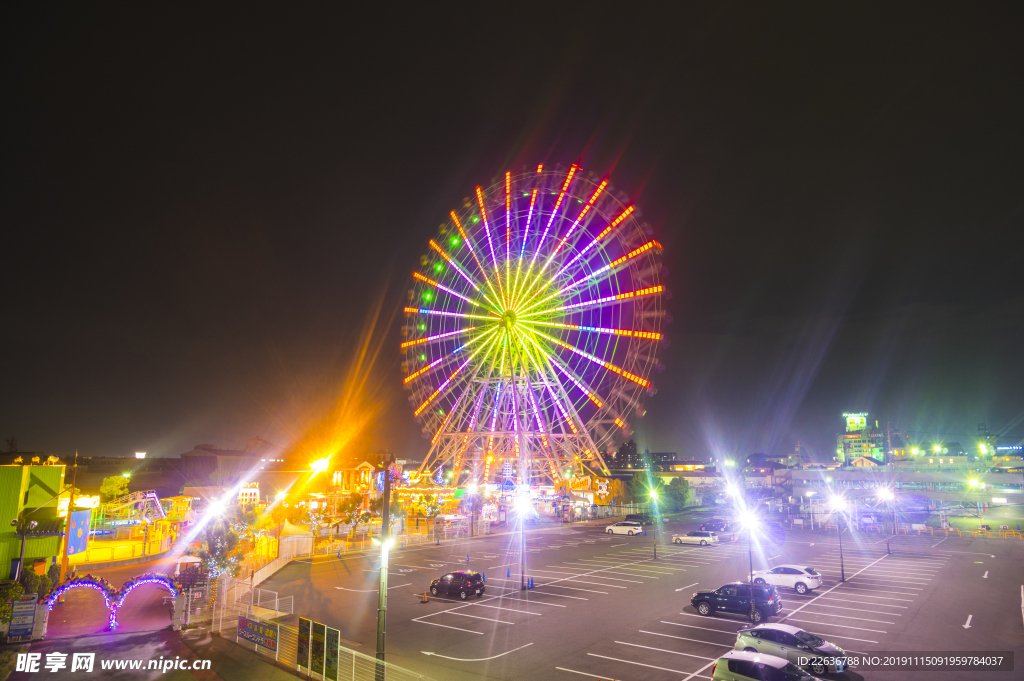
[2,4,1022,463]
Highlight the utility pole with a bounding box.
[374,450,395,677]
[59,450,79,591]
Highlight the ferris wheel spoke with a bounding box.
[528,326,652,389]
[404,306,499,322]
[510,187,539,304]
[517,318,661,340]
[428,239,501,312]
[413,332,501,416]
[516,239,664,316]
[475,186,507,309]
[514,165,578,309]
[516,283,664,319]
[551,205,636,283]
[517,329,605,408]
[412,271,485,309]
[448,211,504,311]
[402,325,501,385]
[399,326,478,349]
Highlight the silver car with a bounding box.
[672,530,718,545]
[735,623,847,675]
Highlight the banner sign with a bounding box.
[67,511,92,555]
[325,627,339,681]
[237,617,278,651]
[298,618,311,671]
[8,594,38,642]
[311,621,326,678]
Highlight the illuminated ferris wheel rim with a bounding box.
[402,163,665,483]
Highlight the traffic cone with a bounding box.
[467,553,470,563]
[482,573,486,583]
[507,568,511,578]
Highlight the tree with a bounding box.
[665,477,691,512]
[99,475,129,502]
[0,582,24,624]
[197,519,241,578]
[19,571,52,600]
[628,470,659,502]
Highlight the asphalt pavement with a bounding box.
[256,515,1024,680]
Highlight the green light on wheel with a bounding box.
[424,292,432,301]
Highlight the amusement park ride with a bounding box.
[403,163,665,489]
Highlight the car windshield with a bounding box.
[804,567,818,575]
[795,631,824,647]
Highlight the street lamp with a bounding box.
[737,509,757,623]
[10,518,38,582]
[649,489,658,559]
[830,496,847,582]
[371,535,395,669]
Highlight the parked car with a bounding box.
[701,520,730,532]
[735,623,847,675]
[624,513,653,525]
[711,650,814,681]
[605,521,644,535]
[691,582,782,624]
[673,530,718,546]
[749,565,821,594]
[429,571,485,600]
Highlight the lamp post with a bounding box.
[373,451,395,672]
[649,489,658,559]
[738,509,756,623]
[11,517,38,582]
[878,489,896,555]
[830,496,847,582]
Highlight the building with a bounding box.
[836,413,886,464]
[0,464,66,580]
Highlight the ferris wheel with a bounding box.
[402,164,665,486]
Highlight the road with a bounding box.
[258,515,1024,680]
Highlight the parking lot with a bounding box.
[259,517,1024,681]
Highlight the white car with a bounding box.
[672,530,718,546]
[711,649,814,681]
[605,521,644,535]
[750,565,821,594]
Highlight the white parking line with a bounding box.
[664,619,747,635]
[785,618,886,633]
[828,590,915,601]
[469,603,542,615]
[802,602,903,614]
[831,586,919,596]
[529,590,588,600]
[805,631,878,644]
[797,611,895,624]
[555,667,620,680]
[537,583,609,594]
[411,618,483,634]
[531,568,643,583]
[443,610,516,624]
[639,629,733,648]
[587,653,708,678]
[778,554,889,624]
[615,640,716,660]
[810,596,908,608]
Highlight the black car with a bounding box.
[691,582,782,624]
[429,571,485,600]
[700,520,730,532]
[624,513,653,525]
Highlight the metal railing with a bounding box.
[230,614,436,681]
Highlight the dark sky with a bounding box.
[2,3,1022,463]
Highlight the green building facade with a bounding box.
[0,465,66,580]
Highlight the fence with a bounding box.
[231,614,436,681]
